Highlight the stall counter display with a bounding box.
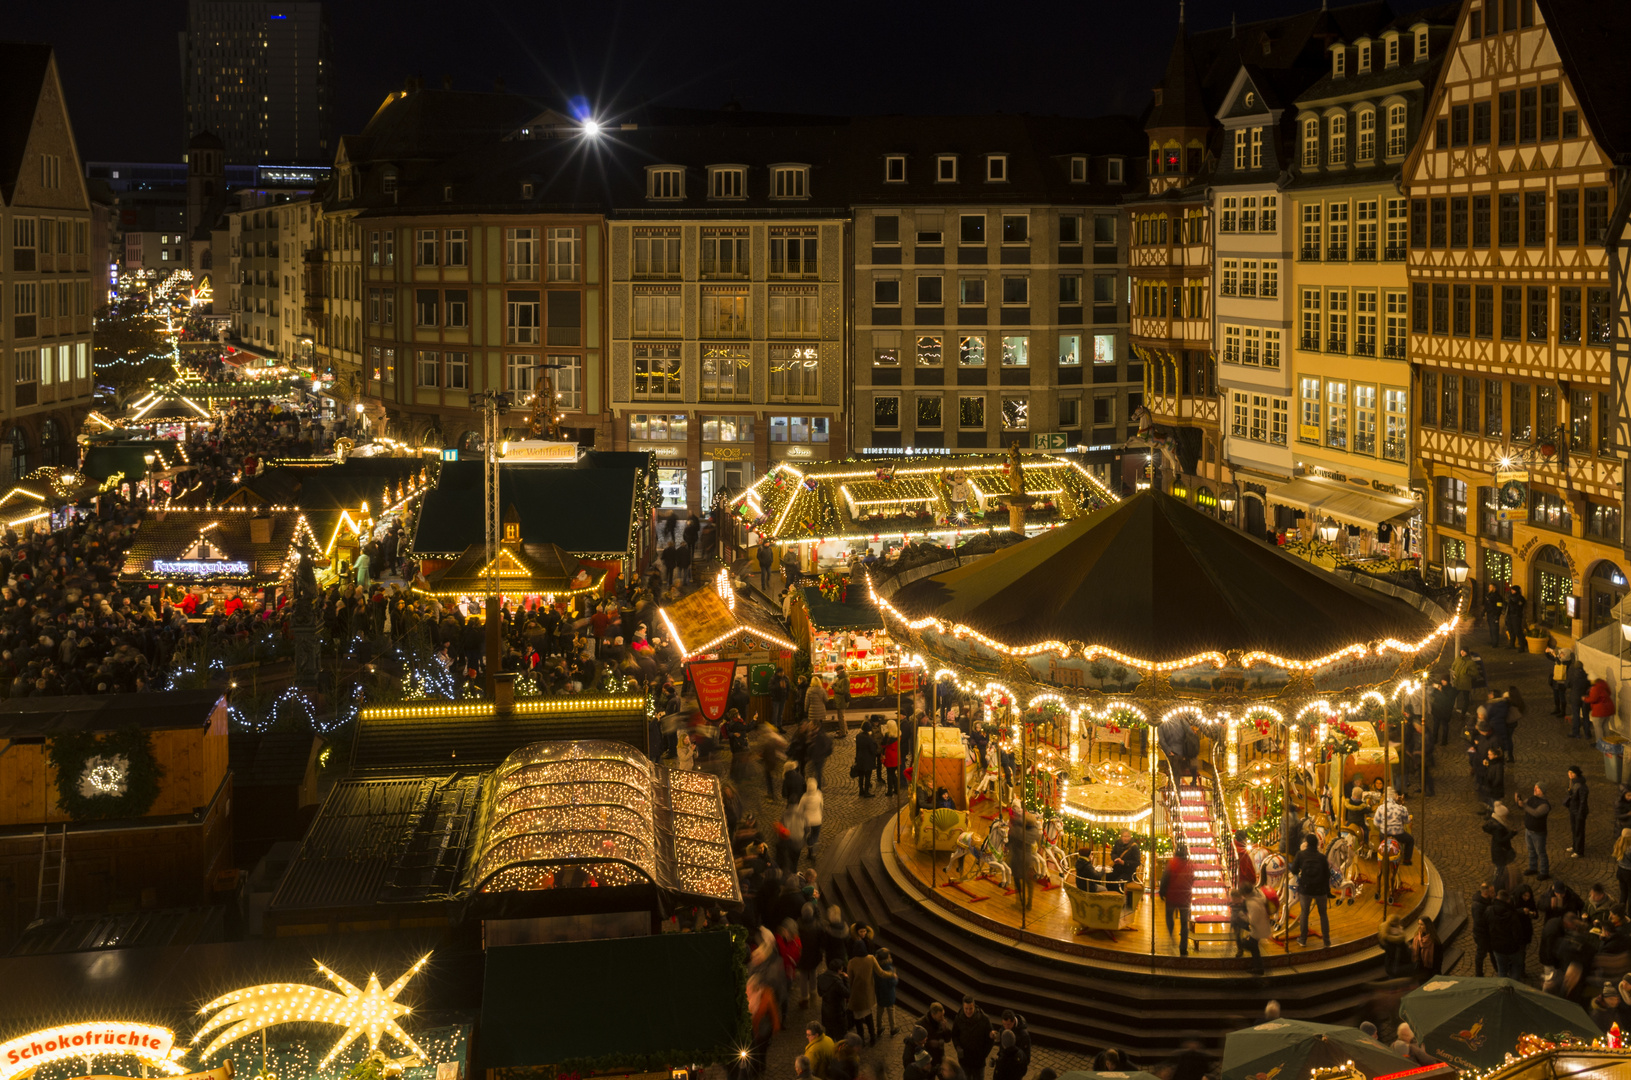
[811,628,905,696]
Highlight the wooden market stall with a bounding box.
[119,506,318,610]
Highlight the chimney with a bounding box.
[249,514,272,545]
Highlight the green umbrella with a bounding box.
[1400,976,1602,1073]
[1223,1019,1407,1080]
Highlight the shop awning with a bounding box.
[1267,476,1418,529]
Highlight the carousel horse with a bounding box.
[977,818,1014,888]
[1324,831,1362,903]
[970,742,999,801]
[948,831,984,881]
[1037,816,1070,883]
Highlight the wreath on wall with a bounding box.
[47,727,164,821]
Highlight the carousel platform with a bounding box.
[820,810,1466,1059]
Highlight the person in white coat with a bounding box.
[798,777,824,859]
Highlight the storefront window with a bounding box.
[656,468,686,508]
[1531,545,1572,629]
[1590,561,1628,633]
[629,413,688,441]
[1529,491,1572,533]
[701,415,753,442]
[1484,549,1512,586]
[770,416,830,443]
[1478,486,1512,543]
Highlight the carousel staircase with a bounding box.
[820,812,1469,1060]
[1173,781,1232,940]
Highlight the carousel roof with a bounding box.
[888,490,1437,663]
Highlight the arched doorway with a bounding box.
[1589,560,1628,634]
[38,419,60,468]
[1243,494,1266,537]
[1530,545,1573,631]
[8,426,28,481]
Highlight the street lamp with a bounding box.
[1446,557,1470,657]
[1218,483,1238,529]
[1316,516,1339,544]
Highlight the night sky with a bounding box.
[15,0,1443,163]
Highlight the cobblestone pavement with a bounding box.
[709,636,1613,1076]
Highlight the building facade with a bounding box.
[847,116,1142,492]
[608,125,849,513]
[0,45,97,478]
[225,185,312,360]
[180,0,333,165]
[1407,0,1631,640]
[1274,9,1455,543]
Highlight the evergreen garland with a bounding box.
[47,726,164,821]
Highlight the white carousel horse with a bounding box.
[948,831,983,881]
[977,818,1014,888]
[970,743,998,801]
[1037,816,1070,882]
[1324,831,1362,903]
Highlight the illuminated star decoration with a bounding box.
[193,954,432,1070]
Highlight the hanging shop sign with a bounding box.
[1496,467,1529,523]
[152,560,252,576]
[707,447,749,462]
[686,659,738,721]
[747,662,777,696]
[888,669,924,694]
[499,440,579,463]
[848,672,880,697]
[0,1023,183,1080]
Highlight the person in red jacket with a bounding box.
[1587,679,1615,741]
[1161,844,1196,956]
[1234,830,1257,890]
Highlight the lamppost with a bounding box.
[1218,484,1238,529]
[1445,557,1470,654]
[1316,516,1340,545]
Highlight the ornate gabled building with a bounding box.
[1406,0,1631,639]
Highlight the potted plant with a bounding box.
[1524,622,1552,654]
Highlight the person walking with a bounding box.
[770,671,790,731]
[1566,765,1589,858]
[1292,834,1332,948]
[1503,586,1527,649]
[831,669,851,738]
[873,948,900,1036]
[1470,882,1495,977]
[1482,584,1505,648]
[845,950,888,1047]
[799,777,824,860]
[1160,843,1196,957]
[1587,677,1615,743]
[756,544,773,593]
[1616,829,1631,911]
[1428,675,1456,748]
[950,997,993,1080]
[805,675,831,736]
[1485,802,1519,891]
[1567,660,1592,739]
[854,721,879,797]
[1519,782,1552,880]
[1450,648,1477,723]
[780,545,802,592]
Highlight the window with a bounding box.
[1570,387,1593,450]
[701,346,750,400]
[442,352,468,390]
[546,228,580,281]
[1107,158,1124,184]
[916,212,943,245]
[1328,200,1350,259]
[506,227,539,280]
[917,275,944,306]
[1432,284,1449,335]
[39,154,60,188]
[1300,288,1321,350]
[709,167,744,199]
[1499,91,1516,145]
[1000,336,1028,367]
[1530,491,1572,533]
[506,354,536,395]
[1497,193,1519,247]
[1261,195,1277,232]
[1302,117,1320,166]
[633,229,681,278]
[1588,503,1620,542]
[1250,127,1264,169]
[1472,194,1491,248]
[1586,188,1610,243]
[1429,197,1447,248]
[633,287,683,336]
[917,396,943,428]
[1327,289,1349,353]
[874,395,900,429]
[1001,276,1028,306]
[872,331,900,367]
[417,229,438,266]
[1357,109,1376,161]
[648,166,684,199]
[628,413,689,442]
[383,290,394,325]
[1384,388,1408,460]
[1450,197,1468,248]
[769,289,820,337]
[1453,285,1471,336]
[1059,216,1083,245]
[1527,286,1548,342]
[1261,329,1281,369]
[440,228,467,267]
[1001,215,1028,244]
[958,396,985,428]
[1328,112,1347,164]
[986,155,1008,182]
[959,335,986,367]
[1059,275,1082,304]
[1557,188,1579,245]
[626,347,678,401]
[1437,476,1468,531]
[701,289,749,337]
[770,229,818,277]
[1355,289,1377,355]
[701,230,749,277]
[1300,202,1322,260]
[1589,287,1613,345]
[1386,103,1407,157]
[937,155,958,182]
[1353,384,1377,453]
[507,291,540,344]
[415,289,439,327]
[960,278,985,306]
[769,344,820,401]
[699,415,753,443]
[1536,384,1557,441]
[1059,397,1080,428]
[1231,392,1249,439]
[915,335,943,367]
[1001,397,1028,431]
[13,349,36,383]
[1501,286,1522,340]
[1359,42,1372,71]
[1560,287,1581,344]
[885,156,906,182]
[416,350,440,387]
[1221,197,1237,234]
[1261,260,1279,299]
[1058,335,1081,366]
[1333,47,1346,77]
[1240,197,1258,233]
[1234,128,1248,170]
[874,278,901,306]
[1299,377,1321,441]
[1523,192,1546,247]
[960,215,985,244]
[1475,285,1494,338]
[772,166,809,198]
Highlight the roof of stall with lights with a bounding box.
[410,460,646,559]
[119,508,317,584]
[888,490,1437,662]
[726,452,1116,544]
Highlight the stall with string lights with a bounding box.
[119,507,321,611]
[875,490,1458,965]
[659,570,798,664]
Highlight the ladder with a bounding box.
[34,823,66,922]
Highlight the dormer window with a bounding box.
[1106,157,1124,184]
[382,170,397,195]
[521,182,534,199]
[647,166,684,200]
[936,155,958,183]
[709,166,745,199]
[443,184,453,202]
[338,168,354,200]
[503,519,520,543]
[771,164,809,199]
[1069,156,1087,182]
[1384,33,1399,67]
[986,154,1008,182]
[1357,41,1372,72]
[1332,48,1346,77]
[1415,27,1429,60]
[884,155,906,182]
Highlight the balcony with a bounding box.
[1354,431,1376,454]
[1327,336,1347,354]
[1239,218,1256,233]
[1326,429,1348,450]
[1219,283,1238,296]
[1300,245,1321,261]
[1326,245,1348,262]
[1222,347,1239,363]
[1301,334,1320,351]
[1383,438,1409,462]
[1354,244,1377,261]
[1239,282,1256,297]
[1262,284,1278,298]
[1354,339,1376,357]
[1382,341,1407,359]
[1384,245,1407,261]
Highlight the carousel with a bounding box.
[874,488,1458,968]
